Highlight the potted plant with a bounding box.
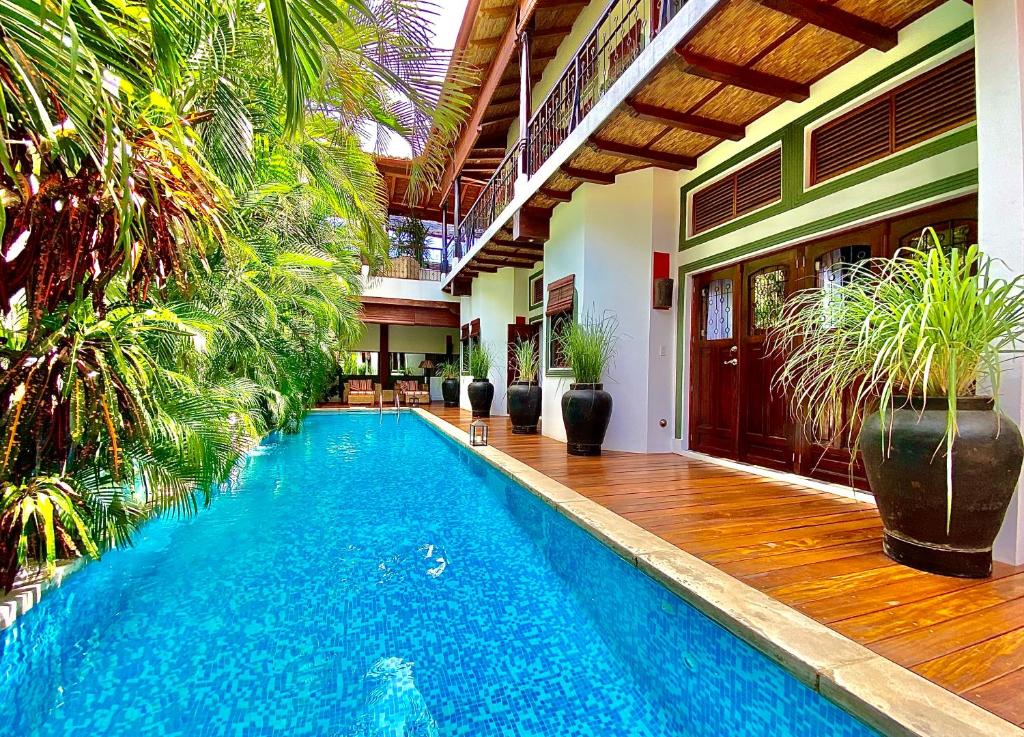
[558,313,617,456]
[467,344,494,418]
[437,361,461,408]
[772,235,1024,578]
[508,339,542,433]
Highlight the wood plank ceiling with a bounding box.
[452,0,947,287]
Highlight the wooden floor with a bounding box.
[424,405,1024,726]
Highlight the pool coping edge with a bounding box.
[412,408,1024,737]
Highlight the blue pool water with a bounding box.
[1,412,878,736]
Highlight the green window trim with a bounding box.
[678,22,976,252]
[544,296,577,378]
[672,169,979,439]
[528,268,544,311]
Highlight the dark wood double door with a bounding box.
[688,199,977,490]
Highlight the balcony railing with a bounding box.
[372,247,445,281]
[526,0,688,175]
[443,0,691,277]
[447,139,524,268]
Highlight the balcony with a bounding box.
[371,246,446,282]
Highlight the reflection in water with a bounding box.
[347,657,438,737]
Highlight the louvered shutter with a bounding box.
[691,149,782,235]
[894,52,975,149]
[811,53,975,184]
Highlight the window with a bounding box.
[816,245,871,328]
[546,275,575,370]
[460,319,480,373]
[529,270,544,310]
[810,52,975,184]
[897,219,977,253]
[749,267,786,333]
[700,278,733,340]
[691,148,782,234]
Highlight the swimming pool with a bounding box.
[0,411,877,736]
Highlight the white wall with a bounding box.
[975,0,1024,564]
[361,267,459,303]
[389,325,458,354]
[459,268,531,416]
[540,168,678,452]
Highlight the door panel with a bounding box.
[795,226,882,490]
[689,266,740,459]
[738,250,797,472]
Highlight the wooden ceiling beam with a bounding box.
[561,165,616,184]
[675,48,810,102]
[532,24,575,39]
[491,238,544,252]
[625,99,745,140]
[478,4,516,18]
[539,187,572,202]
[471,146,507,156]
[755,0,898,51]
[476,255,539,268]
[588,138,696,170]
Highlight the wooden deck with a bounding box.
[424,405,1024,727]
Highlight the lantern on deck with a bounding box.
[469,419,489,447]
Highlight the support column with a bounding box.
[453,176,463,258]
[379,323,391,389]
[975,0,1024,564]
[519,26,532,178]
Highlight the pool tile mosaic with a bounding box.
[0,412,878,736]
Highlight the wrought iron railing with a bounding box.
[449,139,524,267]
[526,0,688,175]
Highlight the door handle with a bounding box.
[723,358,738,366]
[729,345,738,354]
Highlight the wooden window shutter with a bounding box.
[691,149,781,235]
[546,274,575,316]
[735,149,782,216]
[811,52,975,184]
[469,318,481,337]
[893,52,975,149]
[460,324,469,341]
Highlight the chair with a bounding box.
[396,379,430,406]
[347,378,377,406]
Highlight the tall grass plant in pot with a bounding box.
[771,235,1024,577]
[467,345,495,418]
[508,339,541,433]
[437,361,461,408]
[558,313,617,456]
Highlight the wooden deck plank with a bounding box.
[422,406,1024,723]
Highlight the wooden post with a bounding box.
[519,27,532,177]
[379,323,391,389]
[453,175,463,258]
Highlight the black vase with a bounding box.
[861,396,1024,578]
[441,378,460,408]
[561,383,613,456]
[467,379,494,418]
[508,382,542,434]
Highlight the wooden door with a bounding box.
[793,226,882,489]
[508,322,540,386]
[689,265,740,459]
[737,249,798,472]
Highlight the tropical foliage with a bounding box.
[770,233,1024,514]
[558,312,618,385]
[436,361,460,381]
[468,345,493,382]
[0,0,470,589]
[511,339,539,383]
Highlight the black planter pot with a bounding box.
[861,396,1024,578]
[467,379,494,418]
[508,382,542,434]
[561,383,613,456]
[441,378,460,408]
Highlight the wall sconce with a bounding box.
[469,419,489,447]
[653,277,674,310]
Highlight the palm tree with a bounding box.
[0,0,471,589]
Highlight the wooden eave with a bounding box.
[359,296,460,328]
[448,0,947,287]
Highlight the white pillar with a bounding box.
[975,0,1024,564]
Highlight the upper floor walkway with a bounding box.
[435,0,942,292]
